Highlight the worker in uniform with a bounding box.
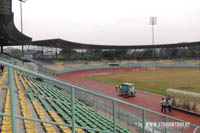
[166,97,172,113]
[115,84,119,92]
[160,97,166,113]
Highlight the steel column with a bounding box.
[71,87,75,133]
[113,100,116,133]
[137,109,139,126]
[193,126,200,133]
[8,67,17,133]
[142,110,146,133]
[42,46,44,56]
[56,48,58,58]
[1,45,3,54]
[118,103,120,124]
[94,95,96,107]
[20,0,24,57]
[105,99,106,116]
[182,122,184,133]
[164,115,167,133]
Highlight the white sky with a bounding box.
[12,0,200,45]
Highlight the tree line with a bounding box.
[6,47,200,60]
[58,47,200,60]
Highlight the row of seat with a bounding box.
[14,71,37,133]
[32,100,57,133]
[21,73,131,133]
[39,97,84,133]
[23,74,84,106]
[1,90,12,133]
[0,69,8,129]
[19,72,85,133]
[32,78,131,133]
[37,92,73,133]
[22,74,99,133]
[19,73,57,133]
[0,69,8,91]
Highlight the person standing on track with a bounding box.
[115,84,119,92]
[160,97,166,113]
[167,97,172,113]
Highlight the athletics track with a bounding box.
[55,68,200,130]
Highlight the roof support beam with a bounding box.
[1,45,3,54]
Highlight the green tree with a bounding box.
[179,51,188,57]
[142,49,153,57]
[59,49,76,58]
[171,49,179,57]
[9,49,22,59]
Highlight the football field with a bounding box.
[87,68,200,95]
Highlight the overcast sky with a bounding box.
[12,0,200,45]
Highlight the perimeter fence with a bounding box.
[0,59,199,133]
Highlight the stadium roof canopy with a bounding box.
[32,38,200,50]
[0,0,32,47]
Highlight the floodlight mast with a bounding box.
[150,17,157,57]
[19,0,27,57]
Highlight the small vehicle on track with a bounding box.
[117,83,136,97]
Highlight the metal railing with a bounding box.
[193,126,200,133]
[0,60,199,133]
[0,54,55,75]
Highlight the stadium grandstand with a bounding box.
[0,0,200,133]
[30,39,200,60]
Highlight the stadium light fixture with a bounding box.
[18,0,27,57]
[19,0,27,33]
[150,17,157,57]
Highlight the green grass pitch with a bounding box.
[87,68,200,96]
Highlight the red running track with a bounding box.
[55,68,200,127]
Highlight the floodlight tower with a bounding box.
[19,0,27,57]
[150,17,157,57]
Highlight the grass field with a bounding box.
[87,68,200,96]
